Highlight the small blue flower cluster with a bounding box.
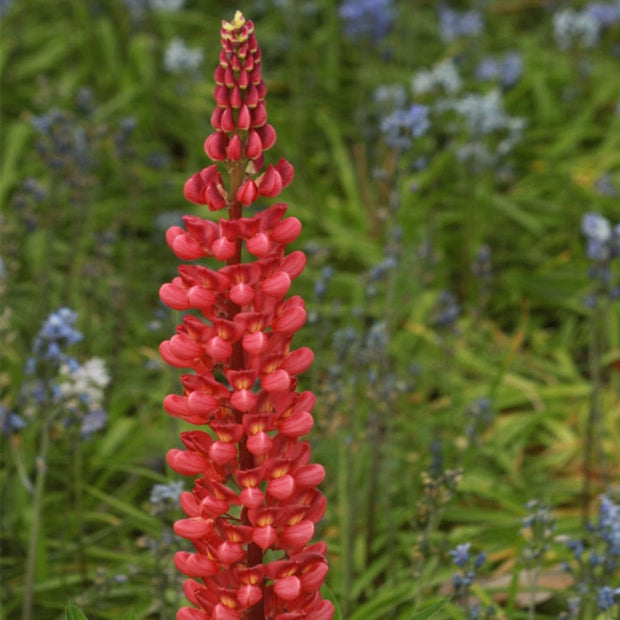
[433,290,460,329]
[475,52,523,90]
[450,542,495,618]
[29,307,83,372]
[380,104,430,151]
[464,396,493,446]
[6,309,110,440]
[163,37,204,74]
[581,213,620,305]
[438,5,484,42]
[560,494,620,616]
[339,0,395,44]
[521,499,556,563]
[410,56,525,172]
[553,2,620,51]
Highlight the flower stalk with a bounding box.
[159,12,333,620]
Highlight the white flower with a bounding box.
[59,357,110,409]
[412,59,462,96]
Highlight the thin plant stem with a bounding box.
[72,431,87,584]
[527,566,540,620]
[22,420,51,620]
[582,301,605,525]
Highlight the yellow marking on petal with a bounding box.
[223,11,245,32]
[271,465,289,478]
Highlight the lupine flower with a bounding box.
[339,0,395,43]
[158,12,333,620]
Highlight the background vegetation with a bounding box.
[1,0,619,619]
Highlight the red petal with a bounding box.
[275,158,294,187]
[245,129,263,159]
[270,217,301,244]
[261,369,290,393]
[236,178,258,206]
[174,517,214,539]
[259,124,276,150]
[267,474,295,499]
[204,132,228,161]
[273,576,301,601]
[160,283,190,310]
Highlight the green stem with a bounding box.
[22,421,51,620]
[582,301,604,525]
[527,566,540,620]
[72,432,87,584]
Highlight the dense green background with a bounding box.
[1,0,619,618]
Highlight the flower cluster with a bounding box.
[438,5,483,42]
[449,542,494,619]
[559,494,620,617]
[521,499,556,564]
[409,56,526,173]
[339,0,395,44]
[380,104,430,152]
[553,2,620,51]
[581,212,620,306]
[16,309,111,439]
[27,307,82,374]
[475,52,523,90]
[58,357,110,437]
[159,12,332,620]
[164,38,204,74]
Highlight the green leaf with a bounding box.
[65,602,89,620]
[321,583,344,620]
[410,599,450,620]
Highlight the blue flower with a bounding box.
[597,585,620,611]
[380,104,430,150]
[340,0,395,43]
[0,406,26,435]
[585,2,620,27]
[476,53,523,89]
[32,308,83,367]
[438,6,483,42]
[582,213,612,243]
[553,9,601,51]
[450,542,471,568]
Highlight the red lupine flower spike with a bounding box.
[159,10,332,620]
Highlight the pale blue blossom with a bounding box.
[553,9,601,50]
[164,38,204,73]
[412,59,462,96]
